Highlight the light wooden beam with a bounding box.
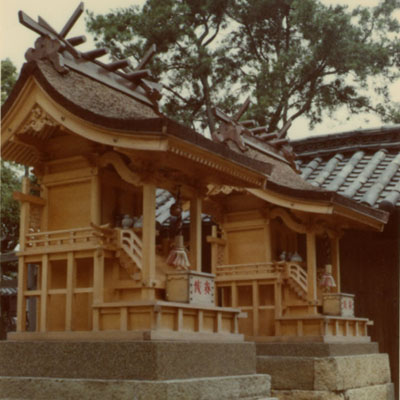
[91,175,101,225]
[190,197,202,272]
[40,254,49,332]
[13,191,46,206]
[264,220,272,262]
[16,257,26,332]
[19,177,31,251]
[252,281,259,336]
[142,183,156,299]
[306,232,318,315]
[65,252,75,331]
[331,236,341,293]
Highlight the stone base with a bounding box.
[272,383,394,400]
[257,353,391,391]
[256,342,380,357]
[0,341,256,380]
[0,375,277,400]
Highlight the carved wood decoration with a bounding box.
[19,3,162,108]
[211,98,250,152]
[211,98,298,169]
[97,151,142,187]
[20,104,58,133]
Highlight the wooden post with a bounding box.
[19,177,31,251]
[41,185,49,231]
[210,225,218,275]
[142,183,156,299]
[91,174,101,225]
[40,254,49,332]
[93,250,104,305]
[306,232,318,314]
[264,220,272,262]
[252,281,259,337]
[274,282,282,318]
[231,282,238,308]
[331,236,341,293]
[65,252,75,331]
[16,257,26,332]
[190,197,202,272]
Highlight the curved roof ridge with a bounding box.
[293,125,400,158]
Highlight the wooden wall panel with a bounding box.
[340,211,399,398]
[47,181,91,230]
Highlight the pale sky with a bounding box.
[1,0,399,139]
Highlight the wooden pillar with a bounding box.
[264,220,272,262]
[93,250,104,304]
[41,185,49,231]
[231,282,238,308]
[92,250,104,330]
[16,257,26,332]
[331,236,341,293]
[19,177,31,251]
[210,225,218,276]
[252,281,259,337]
[306,232,318,314]
[40,254,49,332]
[65,252,75,331]
[190,197,202,272]
[91,174,101,225]
[142,183,156,299]
[274,282,282,318]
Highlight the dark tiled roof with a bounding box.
[293,126,400,211]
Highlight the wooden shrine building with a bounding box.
[1,5,390,346]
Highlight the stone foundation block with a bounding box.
[257,357,315,390]
[0,375,273,400]
[344,383,394,400]
[256,343,379,357]
[272,383,394,400]
[272,390,344,400]
[314,353,391,391]
[0,341,256,380]
[258,353,391,391]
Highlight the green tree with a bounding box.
[87,0,400,133]
[1,58,21,253]
[1,58,17,105]
[87,0,232,132]
[226,0,400,131]
[0,161,21,253]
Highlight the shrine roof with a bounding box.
[1,59,273,180]
[293,126,400,213]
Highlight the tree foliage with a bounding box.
[87,0,232,132]
[1,58,17,105]
[87,0,400,134]
[0,160,21,253]
[1,58,21,253]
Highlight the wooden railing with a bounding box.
[216,262,282,277]
[25,227,96,248]
[284,262,308,297]
[117,228,143,270]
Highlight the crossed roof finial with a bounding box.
[19,3,161,107]
[212,99,297,168]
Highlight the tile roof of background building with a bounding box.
[293,126,400,212]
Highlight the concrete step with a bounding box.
[0,374,274,400]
